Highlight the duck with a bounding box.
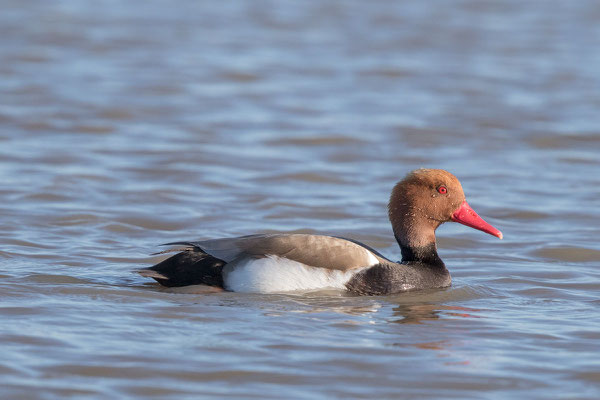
[138,168,502,295]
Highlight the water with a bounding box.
[1,0,600,398]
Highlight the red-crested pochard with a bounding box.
[139,169,502,295]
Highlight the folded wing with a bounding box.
[170,233,386,271]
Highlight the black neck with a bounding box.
[398,239,445,268]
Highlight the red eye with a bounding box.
[437,185,447,194]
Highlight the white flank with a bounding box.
[365,249,379,266]
[224,255,365,293]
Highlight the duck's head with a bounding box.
[388,169,502,252]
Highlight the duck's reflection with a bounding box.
[390,303,482,324]
[387,303,481,367]
[159,285,482,326]
[390,303,441,324]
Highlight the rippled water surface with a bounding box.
[2,1,600,398]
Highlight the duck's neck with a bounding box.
[397,239,444,267]
[392,219,445,268]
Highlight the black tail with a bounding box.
[138,248,226,288]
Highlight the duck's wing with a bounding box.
[166,233,387,271]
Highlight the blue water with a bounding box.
[1,1,599,398]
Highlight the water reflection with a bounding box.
[390,303,483,324]
[150,283,487,324]
[390,303,442,324]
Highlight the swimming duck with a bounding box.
[139,168,502,295]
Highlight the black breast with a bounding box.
[345,262,451,295]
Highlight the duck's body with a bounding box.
[140,233,451,295]
[139,169,502,295]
